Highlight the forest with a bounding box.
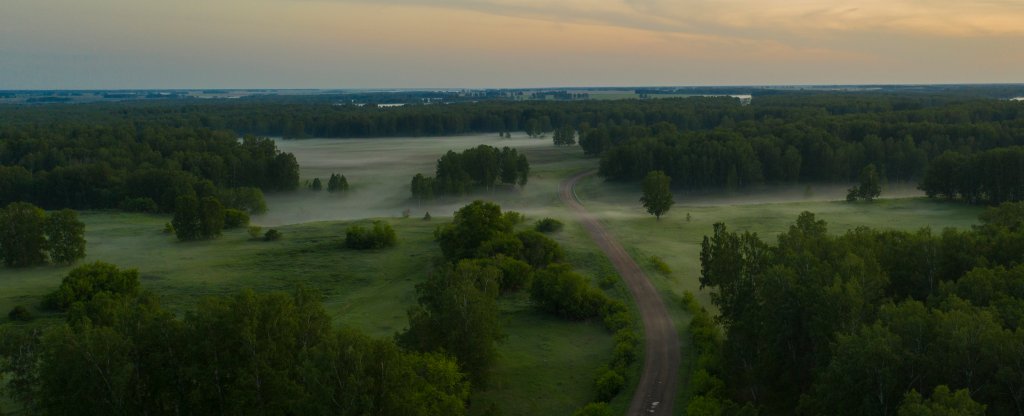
[0,200,633,415]
[694,203,1024,415]
[2,92,1024,415]
[4,93,1023,199]
[0,122,296,213]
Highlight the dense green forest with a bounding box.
[0,122,297,212]
[695,203,1024,415]
[0,265,470,415]
[919,147,1024,204]
[594,99,1024,190]
[4,94,1022,199]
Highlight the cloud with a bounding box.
[325,0,1024,38]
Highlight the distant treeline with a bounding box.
[697,205,1024,415]
[920,147,1024,205]
[0,96,744,138]
[594,98,1024,190]
[0,121,298,211]
[3,93,1023,203]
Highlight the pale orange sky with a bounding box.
[1,0,1022,88]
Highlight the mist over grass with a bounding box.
[0,133,986,416]
[583,177,927,209]
[573,174,984,309]
[260,134,590,226]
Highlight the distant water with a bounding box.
[1013,97,1024,101]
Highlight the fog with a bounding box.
[259,134,930,227]
[579,179,926,208]
[258,134,589,226]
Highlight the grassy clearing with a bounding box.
[575,176,983,307]
[6,134,979,415]
[263,134,592,225]
[0,137,617,416]
[0,210,619,415]
[468,295,612,416]
[0,213,437,337]
[574,174,984,414]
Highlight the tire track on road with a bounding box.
[559,170,680,416]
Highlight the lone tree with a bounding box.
[641,170,674,220]
[847,164,882,202]
[45,209,86,265]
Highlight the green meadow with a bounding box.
[1,134,986,416]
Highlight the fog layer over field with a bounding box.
[260,134,589,226]
[262,133,930,227]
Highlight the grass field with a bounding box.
[0,214,436,337]
[573,174,984,414]
[263,134,591,225]
[574,176,984,308]
[0,133,989,415]
[0,136,619,416]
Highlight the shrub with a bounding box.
[611,337,638,369]
[530,264,608,319]
[8,305,32,321]
[263,229,282,241]
[224,209,250,229]
[163,222,175,234]
[594,369,625,402]
[503,211,526,225]
[603,310,632,331]
[345,221,397,249]
[423,211,432,221]
[120,197,158,213]
[247,225,263,240]
[534,218,564,233]
[469,255,533,293]
[598,274,619,290]
[517,230,565,268]
[219,187,267,214]
[49,262,140,311]
[650,255,672,276]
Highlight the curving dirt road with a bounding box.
[559,170,680,416]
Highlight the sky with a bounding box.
[2,0,1023,89]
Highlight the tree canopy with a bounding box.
[0,278,470,415]
[640,170,674,220]
[0,202,86,267]
[696,203,1024,415]
[411,146,529,199]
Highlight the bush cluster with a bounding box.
[534,217,564,233]
[345,221,397,249]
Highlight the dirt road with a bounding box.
[559,170,680,415]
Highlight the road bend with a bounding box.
[559,170,680,416]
